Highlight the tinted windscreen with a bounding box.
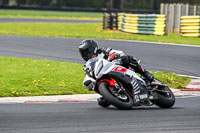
[86,57,98,72]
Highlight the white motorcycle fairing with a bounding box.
[83,57,146,91]
[94,58,146,84]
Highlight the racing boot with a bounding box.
[133,63,154,83]
[131,78,149,105]
[142,70,154,82]
[97,97,111,107]
[124,55,154,82]
[135,66,154,83]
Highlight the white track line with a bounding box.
[176,95,200,98]
[177,74,200,79]
[107,39,200,48]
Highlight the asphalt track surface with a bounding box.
[0,97,200,133]
[0,18,102,23]
[0,35,200,77]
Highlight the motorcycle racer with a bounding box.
[79,39,154,106]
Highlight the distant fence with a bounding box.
[160,3,200,33]
[181,16,200,37]
[103,13,166,36]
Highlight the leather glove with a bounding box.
[108,53,120,61]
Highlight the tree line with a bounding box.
[0,0,199,11]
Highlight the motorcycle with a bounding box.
[83,57,175,110]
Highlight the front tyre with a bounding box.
[98,82,133,110]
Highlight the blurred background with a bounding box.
[0,0,200,13]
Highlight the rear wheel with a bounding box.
[153,85,175,108]
[98,82,133,110]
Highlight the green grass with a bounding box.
[0,56,91,97]
[0,22,199,46]
[0,56,190,97]
[0,9,103,20]
[152,71,190,89]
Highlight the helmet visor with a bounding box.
[79,49,91,61]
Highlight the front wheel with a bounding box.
[98,82,133,110]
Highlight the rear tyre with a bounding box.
[154,86,175,108]
[98,82,133,110]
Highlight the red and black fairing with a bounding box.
[111,66,127,73]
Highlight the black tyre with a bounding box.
[154,86,175,108]
[98,82,133,110]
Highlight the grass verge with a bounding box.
[0,9,103,20]
[0,56,90,97]
[0,22,199,46]
[0,56,190,97]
